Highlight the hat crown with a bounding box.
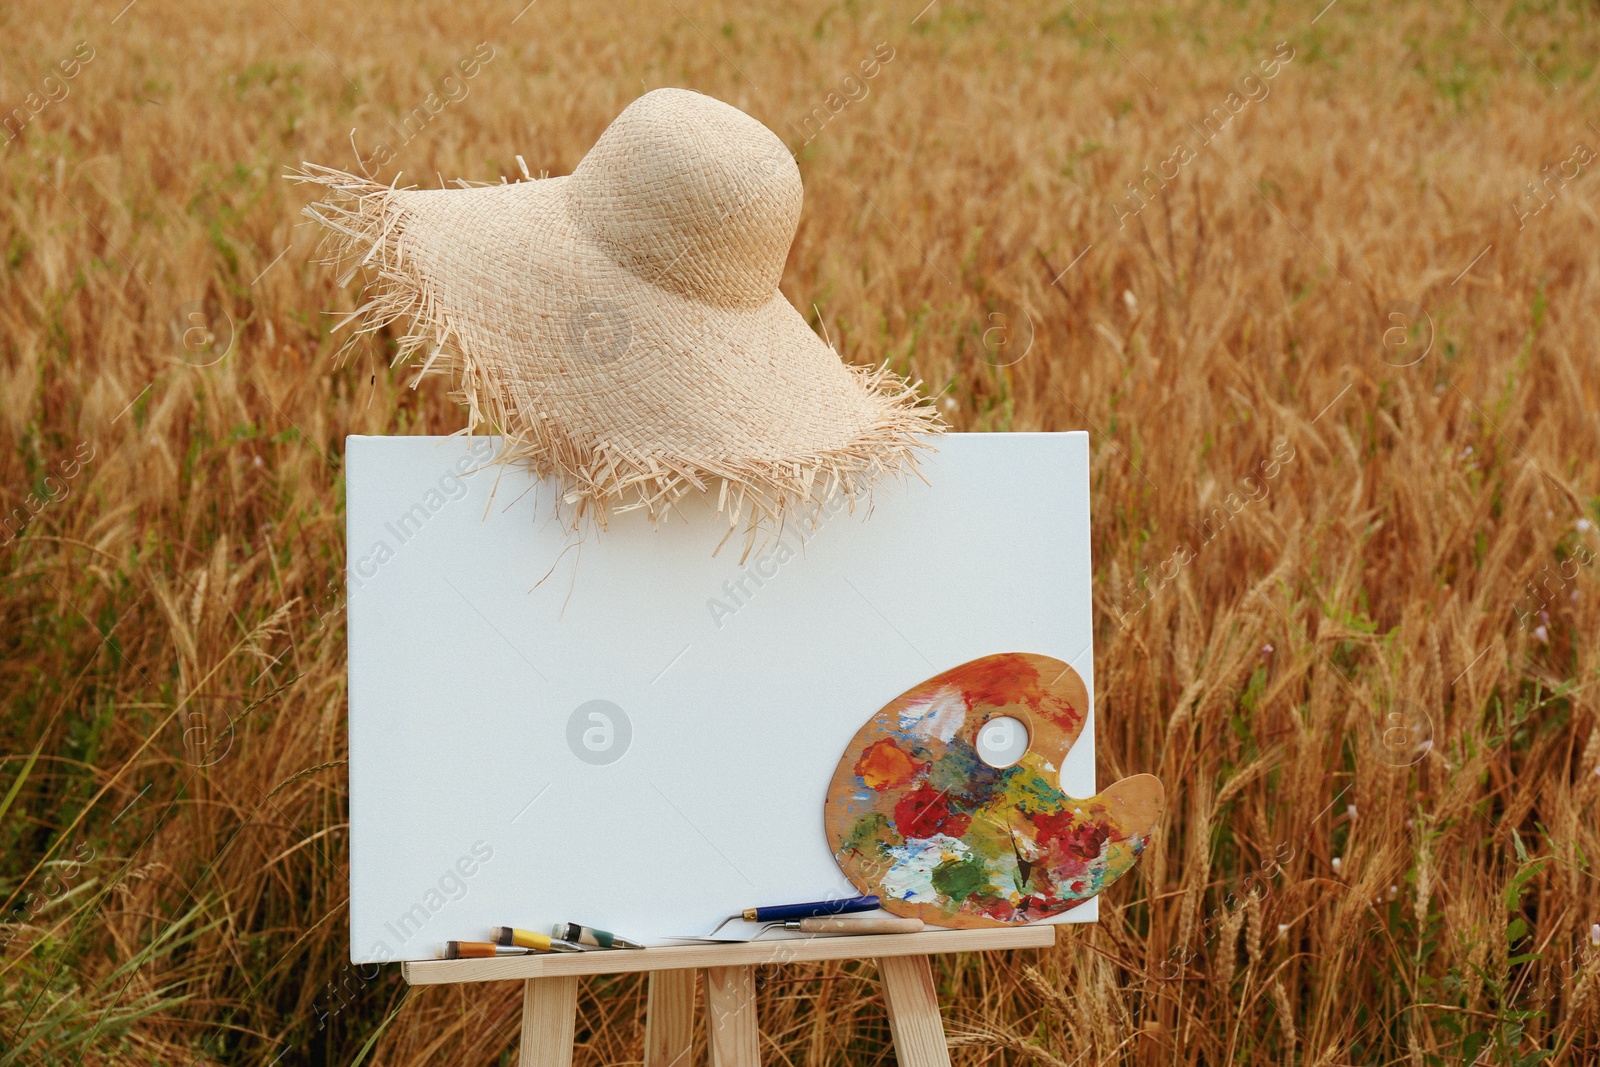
[568,89,801,309]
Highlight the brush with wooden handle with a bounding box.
[441,941,539,959]
[778,916,923,936]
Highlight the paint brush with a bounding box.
[668,916,922,943]
[669,894,882,941]
[441,941,538,959]
[490,926,590,952]
[552,922,646,950]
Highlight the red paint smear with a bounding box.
[855,738,924,792]
[1015,893,1062,917]
[935,653,1041,712]
[892,786,970,839]
[980,898,1018,921]
[1032,811,1110,875]
[1035,696,1083,734]
[928,653,1084,735]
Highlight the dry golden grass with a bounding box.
[2,0,1598,1064]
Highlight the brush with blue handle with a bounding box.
[668,894,881,941]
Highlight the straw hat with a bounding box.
[296,87,941,534]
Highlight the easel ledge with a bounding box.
[400,925,1057,1067]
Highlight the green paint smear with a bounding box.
[927,745,981,793]
[962,827,1011,864]
[844,811,896,855]
[1000,767,1069,815]
[931,854,993,903]
[927,743,1003,801]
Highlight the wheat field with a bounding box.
[2,0,1599,1064]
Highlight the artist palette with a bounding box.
[825,653,1163,928]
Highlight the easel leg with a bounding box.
[878,954,952,1067]
[645,968,696,1067]
[519,975,579,1067]
[704,965,760,1067]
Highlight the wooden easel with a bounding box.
[402,926,1056,1066]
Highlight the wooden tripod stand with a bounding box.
[402,925,1056,1066]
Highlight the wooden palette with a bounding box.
[824,652,1164,929]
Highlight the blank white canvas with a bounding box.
[345,432,1099,962]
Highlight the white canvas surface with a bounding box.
[345,432,1099,962]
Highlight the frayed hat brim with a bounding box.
[292,163,943,544]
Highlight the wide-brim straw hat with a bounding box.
[295,87,941,535]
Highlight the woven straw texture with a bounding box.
[295,88,942,536]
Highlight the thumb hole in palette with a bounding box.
[976,716,1029,768]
